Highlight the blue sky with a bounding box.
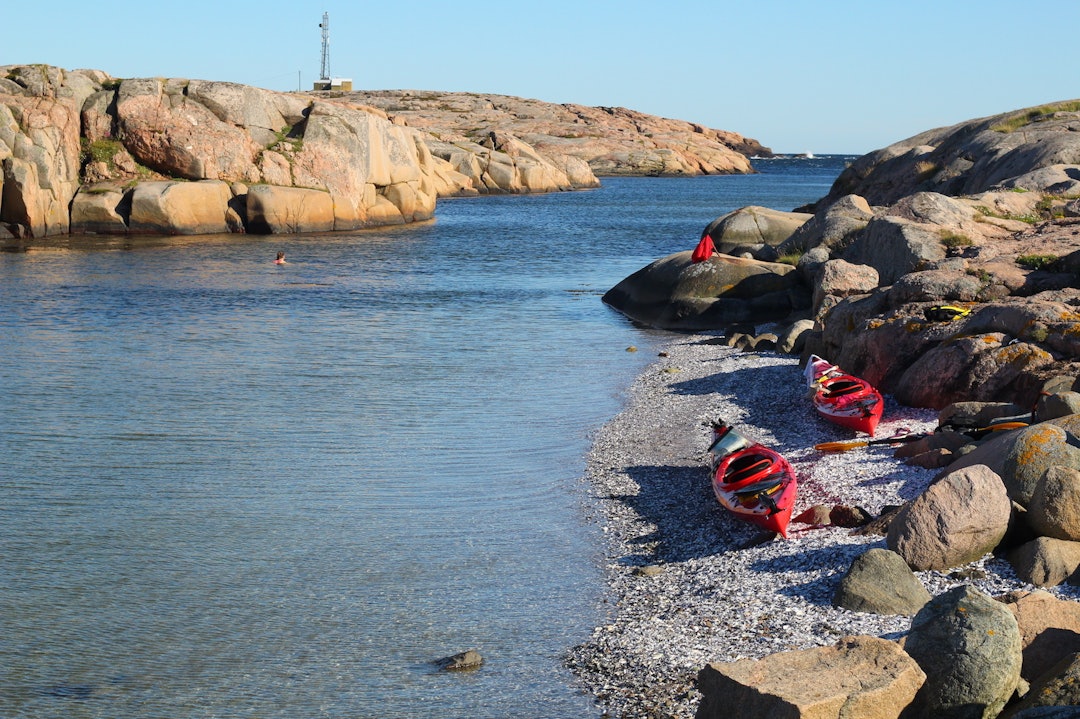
[8,1,1078,154]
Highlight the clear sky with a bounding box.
[7,0,1078,154]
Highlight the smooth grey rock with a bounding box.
[833,548,931,616]
[902,585,1022,719]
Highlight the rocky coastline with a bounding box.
[336,89,770,179]
[568,333,1080,719]
[583,99,1080,718]
[0,65,766,243]
[10,59,1080,716]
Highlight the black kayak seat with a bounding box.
[822,379,863,397]
[724,456,773,484]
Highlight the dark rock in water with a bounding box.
[435,650,484,671]
[42,684,94,699]
[833,547,931,616]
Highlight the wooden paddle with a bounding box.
[814,421,1029,453]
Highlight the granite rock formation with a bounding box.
[338,89,770,180]
[604,98,1080,413]
[2,66,768,239]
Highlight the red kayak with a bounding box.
[804,355,884,436]
[708,421,798,538]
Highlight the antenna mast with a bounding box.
[319,12,330,81]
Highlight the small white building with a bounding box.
[312,77,353,91]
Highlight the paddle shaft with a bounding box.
[814,421,1028,452]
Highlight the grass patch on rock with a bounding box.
[1016,254,1059,270]
[991,101,1080,133]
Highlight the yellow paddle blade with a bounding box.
[985,421,1029,430]
[813,439,870,452]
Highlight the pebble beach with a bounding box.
[567,333,1070,719]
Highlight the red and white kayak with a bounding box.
[804,354,884,436]
[708,421,798,539]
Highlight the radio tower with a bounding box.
[318,12,330,82]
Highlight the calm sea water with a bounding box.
[0,157,848,718]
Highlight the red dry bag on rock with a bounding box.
[691,234,716,263]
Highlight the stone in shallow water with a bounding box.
[435,650,484,671]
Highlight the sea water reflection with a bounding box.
[0,160,846,718]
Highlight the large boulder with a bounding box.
[115,77,263,182]
[893,336,1055,410]
[887,268,986,305]
[841,216,947,285]
[886,464,1011,571]
[702,205,812,258]
[69,183,129,235]
[0,92,82,237]
[185,79,310,148]
[902,585,1022,719]
[1028,466,1080,541]
[813,102,1080,209]
[1004,653,1080,717]
[1000,590,1080,682]
[602,251,809,331]
[833,547,931,616]
[696,635,925,719]
[1008,537,1080,588]
[812,258,880,311]
[245,184,335,233]
[941,422,1080,507]
[127,180,238,235]
[777,194,874,257]
[286,99,435,228]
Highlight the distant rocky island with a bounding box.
[0,64,768,241]
[333,89,769,179]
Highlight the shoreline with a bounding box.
[568,333,1063,719]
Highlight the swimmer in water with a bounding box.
[274,251,286,265]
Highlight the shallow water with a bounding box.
[0,158,847,718]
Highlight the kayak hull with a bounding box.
[805,355,884,436]
[708,423,798,538]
